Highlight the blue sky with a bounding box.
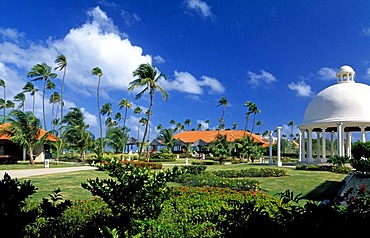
[1,0,370,141]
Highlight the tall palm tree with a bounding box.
[3,109,47,165]
[128,63,168,161]
[288,120,295,141]
[256,120,263,134]
[118,98,132,127]
[0,98,6,121]
[46,79,56,129]
[205,119,210,130]
[27,63,57,130]
[217,96,228,134]
[101,102,113,129]
[13,92,26,112]
[54,54,67,136]
[244,101,261,135]
[232,122,238,130]
[0,79,6,121]
[91,67,103,157]
[244,113,250,134]
[49,92,61,131]
[133,107,142,140]
[22,82,39,114]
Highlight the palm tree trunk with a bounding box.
[29,148,35,165]
[140,96,153,162]
[97,77,103,157]
[43,80,47,130]
[60,67,66,137]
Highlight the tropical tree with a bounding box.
[118,98,132,127]
[209,134,232,165]
[54,54,67,137]
[101,102,113,129]
[13,92,25,112]
[49,92,61,131]
[197,123,202,131]
[105,126,129,158]
[205,119,210,130]
[256,120,263,134]
[157,128,175,152]
[156,124,163,131]
[184,119,191,131]
[3,109,48,165]
[128,63,168,161]
[244,101,261,135]
[133,107,142,140]
[232,122,238,130]
[0,79,6,120]
[22,82,39,114]
[46,79,56,129]
[217,96,228,134]
[91,67,103,157]
[27,63,57,130]
[288,120,295,141]
[61,107,94,161]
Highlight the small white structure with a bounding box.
[298,65,370,163]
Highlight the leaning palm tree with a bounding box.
[46,79,56,129]
[118,98,132,127]
[101,102,113,128]
[54,54,67,136]
[49,92,61,131]
[22,82,39,114]
[91,67,104,157]
[3,109,48,165]
[217,96,228,135]
[128,63,168,161]
[13,92,26,112]
[27,63,57,130]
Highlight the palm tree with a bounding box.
[205,119,210,130]
[118,98,132,127]
[128,63,168,161]
[3,109,48,165]
[184,119,191,131]
[105,126,129,158]
[133,107,142,140]
[244,113,250,134]
[13,92,26,112]
[0,79,6,121]
[46,79,56,129]
[256,120,263,134]
[156,124,163,131]
[54,54,67,137]
[217,96,228,134]
[49,92,61,131]
[197,123,202,130]
[157,128,175,152]
[288,120,295,141]
[232,122,238,130]
[101,102,113,129]
[244,101,261,135]
[27,63,57,130]
[22,82,39,114]
[61,107,94,161]
[91,67,103,157]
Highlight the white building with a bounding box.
[298,65,370,163]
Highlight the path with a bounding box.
[0,166,97,179]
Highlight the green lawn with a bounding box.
[14,160,349,205]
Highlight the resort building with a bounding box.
[298,65,370,163]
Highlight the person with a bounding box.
[202,153,205,162]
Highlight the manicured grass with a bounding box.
[19,160,348,205]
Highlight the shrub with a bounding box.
[351,141,370,172]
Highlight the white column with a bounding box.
[298,132,302,162]
[330,131,335,157]
[316,131,321,162]
[269,131,274,164]
[307,128,313,163]
[301,130,306,162]
[337,123,343,157]
[321,128,327,162]
[346,132,351,158]
[361,126,366,142]
[277,126,282,166]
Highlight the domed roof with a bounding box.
[337,65,355,75]
[302,82,370,125]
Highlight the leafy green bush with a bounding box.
[295,164,352,174]
[351,141,370,172]
[213,168,287,178]
[149,152,176,162]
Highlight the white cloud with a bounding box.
[161,71,225,95]
[317,67,337,81]
[0,28,25,44]
[247,70,277,87]
[288,81,313,97]
[80,107,98,127]
[362,27,370,36]
[184,0,215,19]
[153,55,165,64]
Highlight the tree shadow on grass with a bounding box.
[302,180,345,202]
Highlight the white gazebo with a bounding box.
[298,65,370,163]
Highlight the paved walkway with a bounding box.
[0,165,97,179]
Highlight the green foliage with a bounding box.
[213,168,287,178]
[81,159,182,236]
[327,155,350,167]
[209,134,232,164]
[39,188,72,218]
[295,163,352,174]
[149,152,176,162]
[351,141,370,172]
[0,173,38,237]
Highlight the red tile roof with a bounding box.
[0,123,58,141]
[173,130,270,147]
